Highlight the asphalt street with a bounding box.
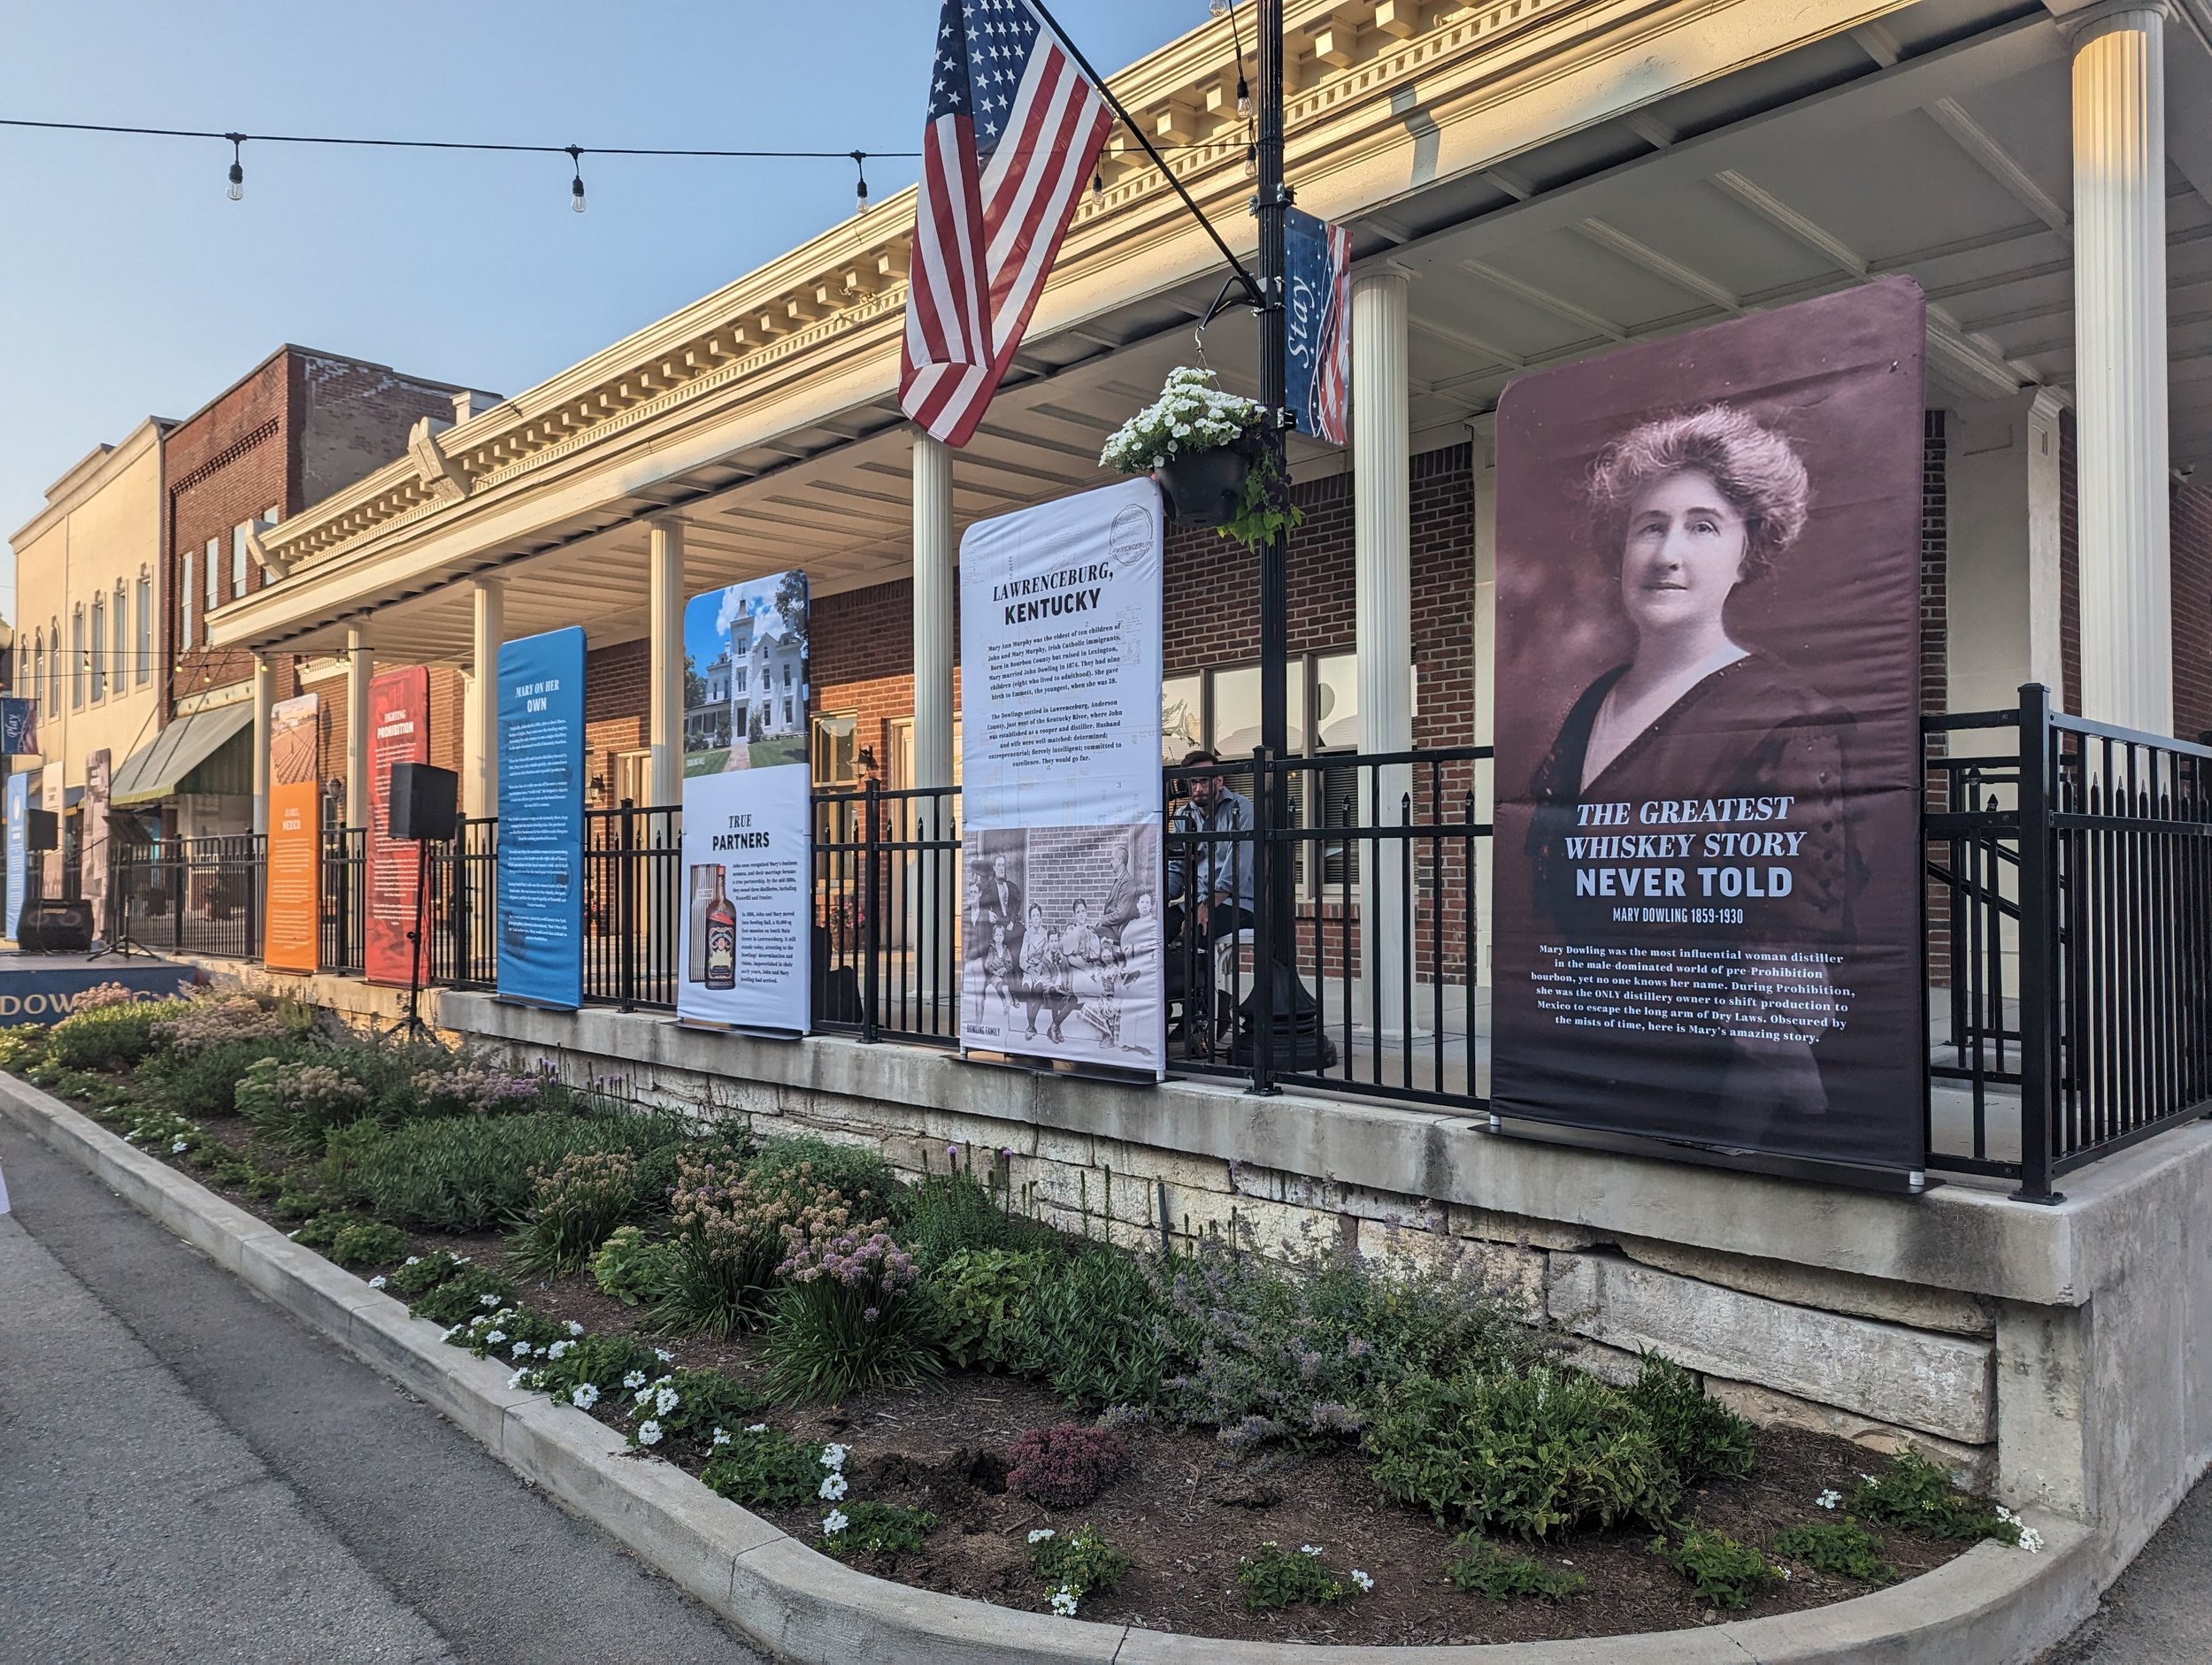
[2046,1470,2212,1663]
[0,1125,765,1665]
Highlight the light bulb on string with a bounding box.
[567,145,587,213]
[851,150,869,214]
[225,134,244,202]
[1237,73,1251,119]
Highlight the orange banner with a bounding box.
[264,694,320,973]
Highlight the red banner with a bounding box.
[365,666,429,986]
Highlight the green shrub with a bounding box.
[656,1155,825,1337]
[1160,1233,1538,1449]
[904,1166,1033,1268]
[115,1104,204,1155]
[47,998,186,1072]
[150,994,298,1055]
[1651,1525,1779,1609]
[624,1365,767,1448]
[385,1249,472,1300]
[820,1500,934,1559]
[321,1110,686,1233]
[592,1225,680,1307]
[516,1331,664,1412]
[763,1202,940,1403]
[0,1022,51,1071]
[138,1036,313,1119]
[1012,1247,1178,1412]
[326,1220,409,1270]
[407,1265,518,1327]
[1771,1519,1895,1584]
[1624,1353,1755,1485]
[702,1424,828,1508]
[234,1055,376,1150]
[1446,1536,1588,1602]
[446,1302,575,1363]
[1029,1523,1131,1604]
[273,1189,326,1221]
[511,1150,641,1275]
[288,1211,359,1249]
[1367,1365,1680,1538]
[1236,1541,1363,1610]
[747,1137,902,1222]
[1850,1451,2021,1545]
[933,1247,1051,1370]
[405,1060,552,1120]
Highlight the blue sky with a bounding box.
[0,0,1215,615]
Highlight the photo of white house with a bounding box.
[683,569,810,773]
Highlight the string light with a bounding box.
[567,144,586,213]
[226,134,244,202]
[851,150,869,213]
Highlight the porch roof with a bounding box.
[208,0,2212,665]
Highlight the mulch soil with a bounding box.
[58,1090,1971,1646]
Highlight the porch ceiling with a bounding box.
[250,0,2212,666]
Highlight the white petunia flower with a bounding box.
[480,1293,501,1308]
[1816,1489,1842,1510]
[508,1369,529,1389]
[548,1340,571,1361]
[821,1508,849,1537]
[567,1321,584,1337]
[711,1428,731,1448]
[572,1384,600,1410]
[746,1423,767,1434]
[485,1330,505,1345]
[404,1255,421,1265]
[172,1138,190,1153]
[511,1340,531,1358]
[1299,1545,1322,1557]
[1349,1569,1373,1592]
[2018,1527,2043,1554]
[622,1370,647,1390]
[821,1443,849,1469]
[368,1275,388,1289]
[654,1347,673,1362]
[1050,1585,1079,1618]
[819,1472,849,1501]
[1027,1528,1056,1545]
[637,1420,664,1446]
[653,1386,679,1417]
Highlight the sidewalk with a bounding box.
[0,1130,764,1665]
[2046,1471,2212,1663]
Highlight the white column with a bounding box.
[345,625,371,832]
[250,654,275,835]
[1469,415,1498,992]
[2067,0,2171,733]
[466,578,504,819]
[1353,270,1413,1036]
[648,518,684,807]
[912,434,956,790]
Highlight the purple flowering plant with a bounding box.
[763,1197,941,1402]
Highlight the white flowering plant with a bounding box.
[701,1423,829,1508]
[1235,1539,1365,1611]
[1027,1523,1130,1615]
[1098,366,1301,549]
[619,1366,768,1452]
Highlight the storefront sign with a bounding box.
[959,477,1165,1077]
[683,570,810,777]
[1490,279,1928,1177]
[0,963,199,1024]
[4,774,26,943]
[496,626,585,1009]
[364,667,429,986]
[81,749,111,940]
[264,693,321,973]
[677,762,810,1032]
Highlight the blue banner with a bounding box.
[0,963,199,1025]
[4,775,25,943]
[1,699,39,756]
[496,627,586,1009]
[1283,207,1350,447]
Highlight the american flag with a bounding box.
[1285,207,1351,447]
[900,0,1114,448]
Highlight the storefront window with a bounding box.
[811,712,858,786]
[1161,675,1202,763]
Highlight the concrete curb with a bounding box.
[0,1070,2103,1664]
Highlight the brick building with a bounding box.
[142,347,482,839]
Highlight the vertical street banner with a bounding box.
[1,698,38,756]
[496,626,585,1009]
[677,763,811,1032]
[959,477,1165,1078]
[81,749,111,940]
[677,570,812,1032]
[1489,279,1928,1178]
[264,693,321,973]
[364,666,429,986]
[1283,206,1351,447]
[4,774,26,943]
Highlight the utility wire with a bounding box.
[0,115,919,160]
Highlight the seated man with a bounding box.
[1164,748,1256,1047]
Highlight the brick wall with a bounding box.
[810,579,967,775]
[586,638,648,807]
[2174,479,2212,742]
[297,353,462,508]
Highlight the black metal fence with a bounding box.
[97,689,2210,1197]
[113,834,265,960]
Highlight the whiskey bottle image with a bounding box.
[704,866,737,989]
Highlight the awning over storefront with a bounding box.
[111,702,254,808]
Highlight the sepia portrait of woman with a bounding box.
[1525,403,1857,1120]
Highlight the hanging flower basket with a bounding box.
[1099,366,1302,547]
[1155,444,1250,529]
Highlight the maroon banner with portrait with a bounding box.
[365,665,430,987]
[1490,280,1927,1178]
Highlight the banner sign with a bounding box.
[683,570,810,777]
[364,666,429,986]
[677,762,811,1032]
[1284,206,1351,447]
[1,698,38,756]
[4,774,25,943]
[496,626,585,1009]
[0,963,199,1025]
[81,748,111,940]
[1489,279,1928,1177]
[264,693,321,973]
[959,477,1165,1077]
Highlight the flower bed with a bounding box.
[1,988,2035,1646]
